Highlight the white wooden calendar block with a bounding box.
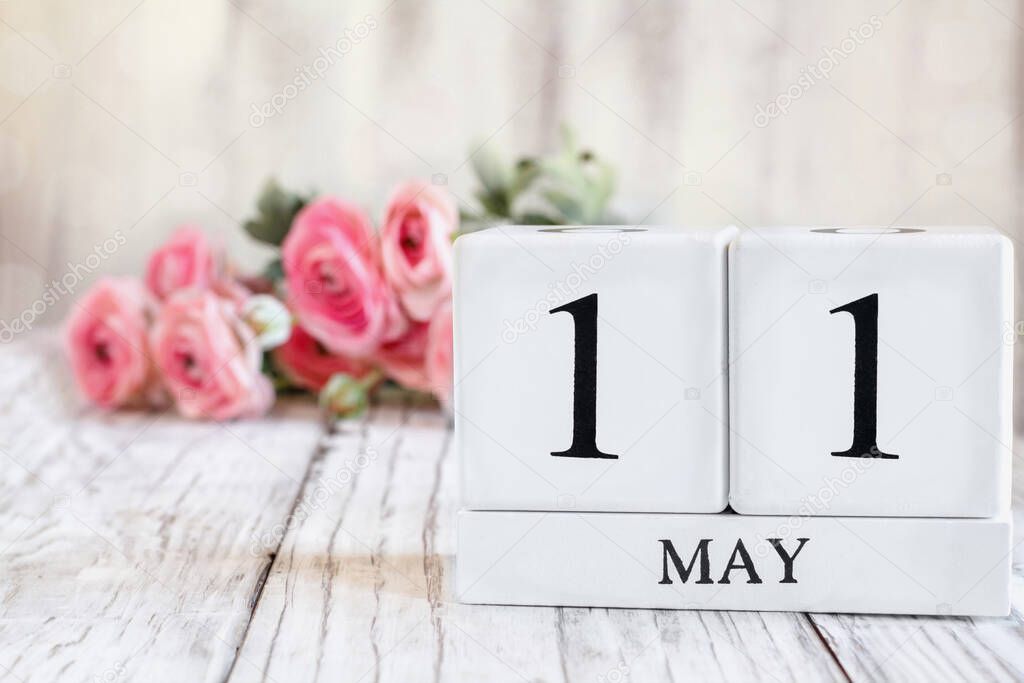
[456,510,1011,616]
[729,226,1013,517]
[455,225,737,512]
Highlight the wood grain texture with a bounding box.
[0,334,323,683]
[2,332,1024,683]
[229,402,846,683]
[1,0,1020,325]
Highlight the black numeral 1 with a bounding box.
[829,293,898,459]
[550,293,618,459]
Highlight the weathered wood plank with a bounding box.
[231,398,845,683]
[0,333,324,683]
[5,334,1022,683]
[810,591,1024,683]
[226,405,529,683]
[552,607,846,682]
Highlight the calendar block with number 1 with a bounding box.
[454,225,736,513]
[729,226,1012,517]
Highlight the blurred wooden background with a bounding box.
[0,0,1021,421]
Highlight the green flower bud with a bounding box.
[319,373,369,419]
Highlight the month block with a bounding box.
[729,226,1012,517]
[455,510,1011,616]
[454,225,737,512]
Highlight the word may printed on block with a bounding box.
[658,537,810,585]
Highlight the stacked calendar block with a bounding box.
[455,225,734,512]
[454,225,1013,616]
[729,226,1012,517]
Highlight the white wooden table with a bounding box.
[1,332,1022,683]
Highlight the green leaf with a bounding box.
[508,158,541,201]
[516,212,560,226]
[542,187,587,224]
[261,257,284,283]
[475,188,508,217]
[243,179,311,247]
[464,123,620,225]
[470,144,510,199]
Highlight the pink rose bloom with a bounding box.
[150,290,273,420]
[425,300,453,405]
[273,324,374,392]
[374,300,453,402]
[211,277,252,312]
[145,226,219,300]
[282,198,394,357]
[381,181,457,321]
[373,320,432,393]
[382,292,411,343]
[65,277,158,409]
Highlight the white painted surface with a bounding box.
[0,332,325,682]
[455,225,733,512]
[456,509,1011,615]
[729,226,1013,517]
[2,330,1024,681]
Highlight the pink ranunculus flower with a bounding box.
[282,197,394,358]
[65,277,159,409]
[382,291,411,343]
[425,300,453,406]
[210,277,252,312]
[381,181,457,321]
[145,226,220,300]
[273,324,375,392]
[373,319,432,393]
[150,290,273,420]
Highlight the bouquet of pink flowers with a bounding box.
[65,128,616,421]
[65,180,456,420]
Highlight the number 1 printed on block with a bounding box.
[550,293,619,459]
[829,293,899,460]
